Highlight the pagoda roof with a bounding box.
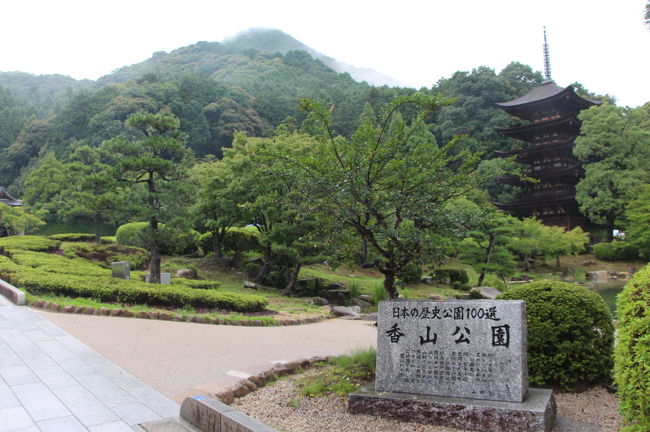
[0,187,22,207]
[494,137,574,158]
[496,115,580,142]
[496,81,601,120]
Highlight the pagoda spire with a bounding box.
[543,27,552,81]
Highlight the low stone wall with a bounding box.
[181,395,277,432]
[0,277,25,305]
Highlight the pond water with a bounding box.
[586,280,627,317]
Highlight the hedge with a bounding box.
[499,280,614,389]
[615,265,650,431]
[0,236,60,253]
[1,266,266,312]
[8,250,110,277]
[61,242,150,270]
[48,233,96,242]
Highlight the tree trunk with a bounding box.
[556,254,561,268]
[358,238,368,266]
[254,246,273,284]
[93,213,102,244]
[147,174,161,284]
[282,263,302,296]
[383,270,399,299]
[479,237,494,286]
[149,216,161,284]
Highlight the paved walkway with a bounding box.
[36,310,378,402]
[0,295,179,432]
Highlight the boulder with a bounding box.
[358,294,372,302]
[176,268,198,279]
[330,306,361,320]
[311,296,329,306]
[474,286,501,299]
[352,298,372,309]
[243,280,257,289]
[429,294,444,301]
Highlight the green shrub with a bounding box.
[398,261,423,284]
[593,241,639,261]
[48,233,96,242]
[3,268,266,312]
[498,280,614,389]
[615,265,650,431]
[101,236,116,244]
[0,236,60,253]
[8,250,109,277]
[116,222,198,255]
[61,242,149,270]
[198,227,261,253]
[431,268,469,288]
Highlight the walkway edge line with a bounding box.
[181,395,278,432]
[0,277,25,305]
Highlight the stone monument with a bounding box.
[111,262,130,280]
[349,299,556,432]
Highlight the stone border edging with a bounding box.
[207,356,329,405]
[0,277,25,305]
[26,299,329,327]
[181,394,278,432]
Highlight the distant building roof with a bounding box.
[0,187,22,207]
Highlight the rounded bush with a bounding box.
[498,280,614,389]
[116,222,198,255]
[198,228,261,253]
[615,265,650,431]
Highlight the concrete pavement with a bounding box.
[0,295,180,432]
[36,311,377,402]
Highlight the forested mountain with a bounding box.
[0,27,605,201]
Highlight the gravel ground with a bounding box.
[232,369,621,432]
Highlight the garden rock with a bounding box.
[243,280,257,289]
[352,298,372,309]
[474,286,501,299]
[429,294,444,301]
[176,268,197,279]
[311,296,329,306]
[330,305,361,320]
[358,294,372,302]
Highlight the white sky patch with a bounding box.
[1,0,648,107]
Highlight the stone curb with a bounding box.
[207,356,329,405]
[181,394,278,432]
[25,298,330,327]
[0,277,25,305]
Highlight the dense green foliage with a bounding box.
[61,242,150,270]
[593,242,640,261]
[624,184,650,259]
[116,222,198,256]
[0,237,266,312]
[615,264,650,431]
[499,281,614,389]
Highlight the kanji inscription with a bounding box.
[375,300,528,402]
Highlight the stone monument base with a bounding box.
[348,384,556,432]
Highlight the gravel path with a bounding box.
[232,368,621,432]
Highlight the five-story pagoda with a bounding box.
[493,30,600,229]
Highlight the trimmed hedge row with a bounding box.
[61,242,150,270]
[198,227,261,253]
[499,280,614,389]
[1,267,267,312]
[9,250,110,277]
[49,233,96,242]
[0,236,60,252]
[615,265,650,431]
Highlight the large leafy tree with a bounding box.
[104,113,192,283]
[625,184,650,259]
[0,203,43,237]
[284,94,491,299]
[574,103,650,241]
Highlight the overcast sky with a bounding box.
[2,0,648,107]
